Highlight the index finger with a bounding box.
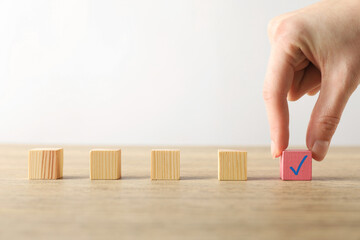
[263,45,294,158]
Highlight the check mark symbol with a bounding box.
[290,155,308,175]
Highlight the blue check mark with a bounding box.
[290,155,308,175]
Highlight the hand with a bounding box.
[263,0,360,160]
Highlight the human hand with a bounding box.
[263,0,360,160]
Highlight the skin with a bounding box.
[263,0,360,160]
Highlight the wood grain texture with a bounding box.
[151,149,180,180]
[280,150,312,181]
[2,145,360,240]
[90,149,121,180]
[28,148,63,179]
[218,150,247,181]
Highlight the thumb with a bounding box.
[306,74,352,161]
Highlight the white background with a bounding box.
[0,0,359,145]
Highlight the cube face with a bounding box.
[218,150,247,181]
[280,150,312,181]
[90,149,121,180]
[28,148,63,179]
[151,150,180,180]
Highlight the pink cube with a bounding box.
[280,150,312,181]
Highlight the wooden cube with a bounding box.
[280,150,312,181]
[90,149,121,180]
[151,149,180,180]
[28,148,63,179]
[218,150,247,181]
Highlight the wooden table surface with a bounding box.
[1,145,360,240]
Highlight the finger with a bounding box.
[263,46,294,158]
[288,64,321,101]
[307,86,320,96]
[306,75,352,161]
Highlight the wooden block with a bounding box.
[151,149,180,180]
[90,149,121,180]
[218,150,247,181]
[280,150,312,181]
[28,148,63,179]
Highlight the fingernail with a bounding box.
[271,140,276,159]
[312,140,330,160]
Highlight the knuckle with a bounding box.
[263,82,288,103]
[268,15,304,45]
[268,16,308,67]
[262,87,271,102]
[267,17,281,40]
[317,115,340,138]
[262,85,277,102]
